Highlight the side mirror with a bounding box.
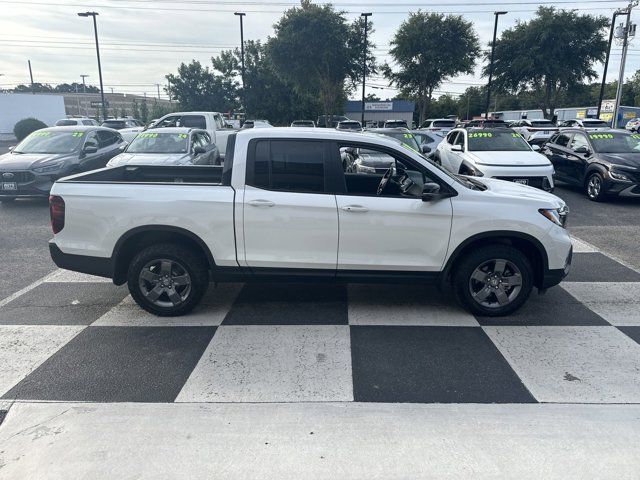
[83,144,98,154]
[531,144,541,152]
[451,144,463,152]
[8,146,14,152]
[422,182,442,201]
[193,146,206,155]
[118,143,127,152]
[574,145,590,156]
[421,145,431,154]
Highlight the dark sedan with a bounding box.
[542,129,640,201]
[0,126,125,201]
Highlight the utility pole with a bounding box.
[613,1,638,129]
[28,60,34,94]
[597,10,621,118]
[80,74,89,93]
[360,13,372,127]
[485,11,507,119]
[80,74,89,116]
[156,83,161,100]
[234,12,247,118]
[78,12,107,122]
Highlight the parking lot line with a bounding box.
[0,269,59,309]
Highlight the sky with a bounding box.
[0,0,635,104]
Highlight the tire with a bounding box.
[585,172,606,202]
[433,153,442,166]
[127,243,209,316]
[453,245,533,317]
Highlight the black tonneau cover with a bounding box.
[59,164,224,185]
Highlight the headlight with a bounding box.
[609,169,632,182]
[539,205,569,228]
[32,161,64,173]
[355,163,376,174]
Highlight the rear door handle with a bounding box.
[341,205,369,213]
[248,199,275,207]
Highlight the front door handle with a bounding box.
[341,205,369,213]
[248,199,275,207]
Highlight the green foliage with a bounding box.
[132,99,140,120]
[13,118,47,141]
[486,7,608,118]
[166,60,238,112]
[54,82,100,93]
[140,99,149,123]
[212,40,319,125]
[384,12,479,124]
[13,83,53,93]
[150,101,175,121]
[267,0,374,118]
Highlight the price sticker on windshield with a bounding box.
[511,133,521,138]
[138,133,158,138]
[631,134,640,140]
[71,132,84,137]
[468,132,492,138]
[32,131,51,137]
[589,133,614,139]
[177,134,188,139]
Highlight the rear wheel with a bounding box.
[586,172,606,202]
[127,243,208,316]
[453,245,533,316]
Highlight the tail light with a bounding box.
[49,195,65,234]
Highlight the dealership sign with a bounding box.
[365,102,393,111]
[90,101,109,108]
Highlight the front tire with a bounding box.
[453,245,533,316]
[127,243,208,316]
[586,172,606,202]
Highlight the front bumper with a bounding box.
[541,246,572,289]
[49,242,114,279]
[0,169,68,197]
[476,164,555,191]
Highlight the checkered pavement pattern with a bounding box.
[1,238,640,407]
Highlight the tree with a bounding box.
[268,0,374,119]
[383,12,479,124]
[132,99,140,120]
[13,83,53,93]
[212,40,319,124]
[166,60,238,112]
[486,7,608,119]
[54,82,100,93]
[140,98,149,123]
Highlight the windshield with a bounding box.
[432,120,455,127]
[530,120,555,127]
[589,132,640,154]
[584,120,609,128]
[468,131,530,152]
[55,120,78,126]
[339,123,361,130]
[386,121,408,128]
[379,132,421,152]
[126,132,189,154]
[14,130,85,154]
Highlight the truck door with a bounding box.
[242,139,339,270]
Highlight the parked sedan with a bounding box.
[435,128,554,191]
[0,126,125,201]
[290,120,315,127]
[55,117,100,127]
[510,119,558,146]
[410,130,445,156]
[542,129,640,201]
[558,118,610,131]
[106,128,220,167]
[336,120,362,131]
[625,118,640,133]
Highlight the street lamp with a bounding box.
[484,11,507,119]
[360,12,372,126]
[78,12,107,122]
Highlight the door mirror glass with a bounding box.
[531,144,541,152]
[421,145,431,154]
[574,145,590,155]
[83,144,98,154]
[422,182,441,201]
[193,146,206,155]
[451,144,463,152]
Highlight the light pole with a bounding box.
[597,10,622,118]
[80,74,89,93]
[360,12,372,126]
[78,12,107,122]
[613,1,637,128]
[234,12,246,89]
[485,11,507,119]
[28,60,35,94]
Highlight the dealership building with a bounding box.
[344,100,415,127]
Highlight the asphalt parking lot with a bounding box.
[1,146,640,476]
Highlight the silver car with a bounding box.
[106,128,220,167]
[0,126,125,201]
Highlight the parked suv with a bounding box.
[434,128,554,191]
[510,119,558,146]
[542,129,640,201]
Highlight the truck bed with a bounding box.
[60,165,224,185]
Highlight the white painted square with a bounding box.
[571,237,598,253]
[484,326,640,403]
[44,270,112,283]
[93,284,242,327]
[0,325,84,396]
[348,284,478,326]
[176,325,353,402]
[562,282,640,326]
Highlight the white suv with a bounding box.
[434,128,554,191]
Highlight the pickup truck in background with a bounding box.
[48,128,572,317]
[151,111,236,158]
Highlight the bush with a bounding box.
[13,118,48,141]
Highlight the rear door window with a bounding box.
[181,115,207,129]
[248,139,326,193]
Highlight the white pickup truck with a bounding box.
[49,128,573,317]
[150,111,236,158]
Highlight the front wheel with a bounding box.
[586,172,606,202]
[127,243,209,316]
[453,245,533,316]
